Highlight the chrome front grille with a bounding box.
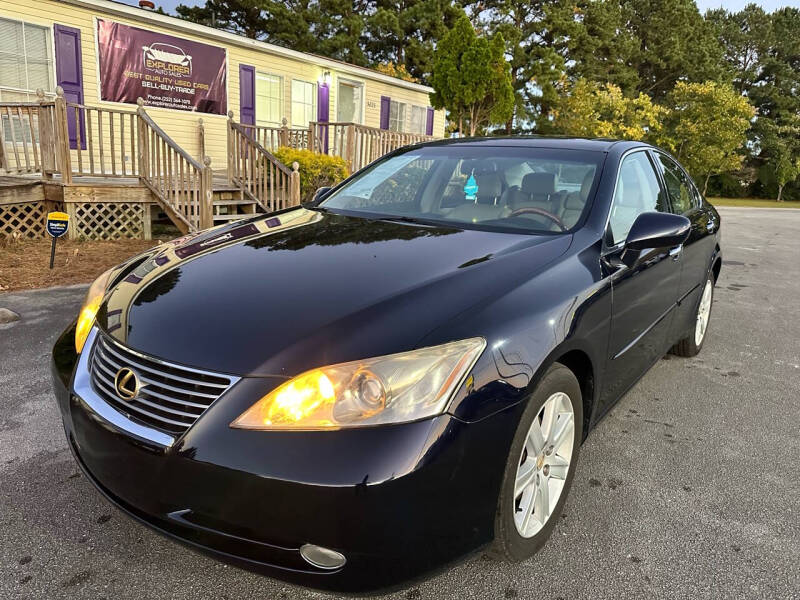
[89,332,236,436]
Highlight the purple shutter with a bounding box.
[425,107,434,136]
[239,64,255,125]
[53,24,85,150]
[317,82,329,153]
[380,96,390,130]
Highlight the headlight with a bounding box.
[231,337,486,430]
[75,268,114,353]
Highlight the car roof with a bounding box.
[419,136,647,153]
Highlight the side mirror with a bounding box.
[620,212,690,268]
[625,212,690,251]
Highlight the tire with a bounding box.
[671,273,714,358]
[492,362,583,562]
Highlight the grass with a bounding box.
[0,237,169,292]
[708,197,800,209]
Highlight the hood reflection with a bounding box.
[103,209,322,343]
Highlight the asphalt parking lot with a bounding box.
[1,206,798,599]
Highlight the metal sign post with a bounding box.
[46,211,70,269]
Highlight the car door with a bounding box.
[599,150,682,413]
[651,151,718,337]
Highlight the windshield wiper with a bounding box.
[375,215,435,226]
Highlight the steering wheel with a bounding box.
[507,206,567,231]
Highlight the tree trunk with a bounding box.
[703,174,710,196]
[458,116,463,137]
[777,184,784,202]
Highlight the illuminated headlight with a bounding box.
[231,338,486,430]
[75,268,114,353]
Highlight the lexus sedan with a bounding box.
[52,138,721,592]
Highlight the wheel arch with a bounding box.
[712,254,722,283]
[551,349,595,441]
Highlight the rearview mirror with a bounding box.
[625,212,690,251]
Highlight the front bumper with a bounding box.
[52,325,523,592]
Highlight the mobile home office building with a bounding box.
[0,0,445,169]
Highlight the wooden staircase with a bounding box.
[1,90,300,238]
[211,178,260,224]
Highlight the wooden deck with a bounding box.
[0,169,263,238]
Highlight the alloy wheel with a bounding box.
[695,279,713,346]
[513,392,575,538]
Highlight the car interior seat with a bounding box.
[560,170,595,228]
[501,172,560,214]
[473,172,504,205]
[609,167,646,242]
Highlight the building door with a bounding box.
[337,79,362,123]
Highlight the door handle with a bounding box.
[669,245,683,260]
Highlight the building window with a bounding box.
[255,72,283,127]
[389,100,406,132]
[291,80,315,127]
[408,105,427,134]
[0,18,54,102]
[337,79,363,123]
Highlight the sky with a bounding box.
[122,0,800,17]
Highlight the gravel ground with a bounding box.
[1,207,798,599]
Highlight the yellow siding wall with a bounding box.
[1,0,444,170]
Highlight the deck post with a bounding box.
[199,155,214,229]
[280,117,289,148]
[36,89,55,178]
[227,111,235,185]
[307,122,316,153]
[345,124,356,172]
[53,87,72,184]
[135,98,149,181]
[290,161,301,206]
[198,118,205,161]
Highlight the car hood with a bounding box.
[97,208,571,376]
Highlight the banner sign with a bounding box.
[46,212,70,238]
[96,19,227,115]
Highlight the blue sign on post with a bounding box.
[46,211,70,269]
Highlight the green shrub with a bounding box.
[273,147,349,203]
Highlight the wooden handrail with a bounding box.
[227,115,299,212]
[0,101,52,108]
[138,107,203,171]
[0,93,56,176]
[66,101,139,177]
[238,119,310,151]
[136,99,210,233]
[307,121,433,172]
[229,122,293,175]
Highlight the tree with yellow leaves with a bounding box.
[656,81,754,195]
[549,79,665,141]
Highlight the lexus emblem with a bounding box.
[114,367,140,401]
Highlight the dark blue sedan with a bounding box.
[52,137,721,592]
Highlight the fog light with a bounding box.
[299,543,346,569]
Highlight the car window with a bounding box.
[320,147,605,234]
[607,151,667,246]
[654,153,699,214]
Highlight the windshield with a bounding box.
[320,146,605,234]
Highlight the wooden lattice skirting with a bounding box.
[0,200,61,239]
[66,202,152,241]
